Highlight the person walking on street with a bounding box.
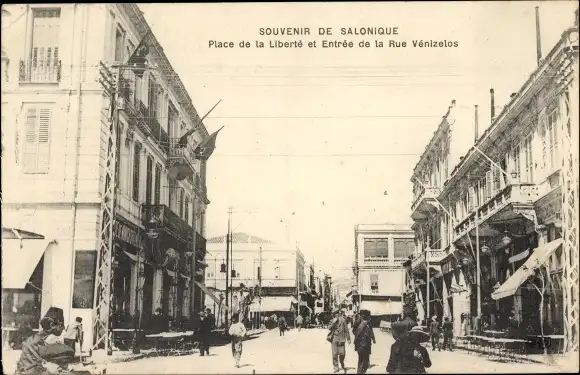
[387,323,431,374]
[354,310,376,374]
[228,315,247,368]
[328,310,351,374]
[296,314,304,332]
[199,309,216,356]
[442,317,454,351]
[352,312,362,336]
[429,316,441,351]
[278,315,287,336]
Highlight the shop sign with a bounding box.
[113,220,143,249]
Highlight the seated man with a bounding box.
[16,315,67,375]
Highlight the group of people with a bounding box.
[325,309,444,374]
[428,315,454,351]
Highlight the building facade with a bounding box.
[407,13,578,338]
[204,232,304,325]
[1,3,211,352]
[353,224,415,323]
[407,100,477,331]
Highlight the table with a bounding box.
[145,331,197,355]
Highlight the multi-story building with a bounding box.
[204,232,304,325]
[407,100,477,329]
[1,3,212,352]
[407,10,578,339]
[353,224,415,324]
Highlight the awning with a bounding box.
[1,239,54,289]
[492,238,563,300]
[194,280,229,310]
[359,300,403,316]
[250,296,294,312]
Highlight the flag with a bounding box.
[194,126,224,161]
[126,31,152,78]
[176,100,221,148]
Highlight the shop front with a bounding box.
[1,227,57,348]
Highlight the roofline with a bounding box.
[123,4,209,138]
[441,26,578,195]
[410,101,455,180]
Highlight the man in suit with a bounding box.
[328,310,351,374]
[354,310,376,374]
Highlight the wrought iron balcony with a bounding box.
[141,204,192,241]
[167,138,197,181]
[453,182,541,243]
[19,59,61,83]
[411,186,442,221]
[410,249,446,271]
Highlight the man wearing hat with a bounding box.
[328,309,351,373]
[354,310,376,374]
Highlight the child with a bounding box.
[228,315,247,368]
[63,317,83,353]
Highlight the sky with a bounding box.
[139,1,577,280]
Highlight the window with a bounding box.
[184,194,190,224]
[132,142,141,201]
[114,26,125,62]
[168,178,177,211]
[126,40,135,62]
[512,144,521,181]
[168,103,179,139]
[370,275,379,294]
[154,163,161,205]
[72,251,97,308]
[23,106,51,174]
[29,9,61,68]
[547,109,559,171]
[394,239,414,259]
[523,134,533,183]
[145,156,153,204]
[148,76,157,113]
[115,123,122,185]
[179,188,185,218]
[363,239,388,258]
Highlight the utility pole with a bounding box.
[92,61,119,355]
[259,246,263,327]
[225,206,232,326]
[426,239,430,321]
[475,207,482,332]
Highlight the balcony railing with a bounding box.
[410,249,446,270]
[141,204,192,241]
[411,186,442,218]
[19,59,61,83]
[453,182,541,241]
[167,138,197,179]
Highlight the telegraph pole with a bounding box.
[225,206,232,326]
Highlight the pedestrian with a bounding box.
[386,323,431,374]
[328,310,351,374]
[354,310,376,374]
[278,315,287,336]
[442,317,454,351]
[228,315,247,368]
[352,312,362,336]
[63,317,83,354]
[296,314,304,331]
[199,310,215,356]
[429,316,441,351]
[305,313,311,329]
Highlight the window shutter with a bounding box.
[185,195,190,224]
[154,164,161,205]
[36,108,51,173]
[468,186,476,210]
[132,143,141,201]
[179,188,185,218]
[485,171,493,200]
[145,156,153,204]
[23,108,38,173]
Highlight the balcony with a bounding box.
[19,59,61,83]
[453,182,541,245]
[361,257,407,269]
[141,204,192,242]
[409,249,446,273]
[167,138,197,181]
[411,186,442,221]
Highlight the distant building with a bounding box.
[204,232,305,326]
[353,224,415,324]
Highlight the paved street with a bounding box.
[106,328,565,374]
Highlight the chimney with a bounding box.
[474,105,479,143]
[535,6,542,65]
[490,88,495,122]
